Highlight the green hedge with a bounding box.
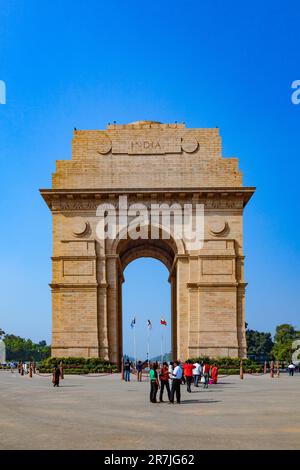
[218,367,262,375]
[37,356,262,375]
[188,357,262,374]
[38,368,114,374]
[41,357,112,366]
[38,357,117,374]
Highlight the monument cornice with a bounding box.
[187,281,248,289]
[187,281,238,288]
[52,255,96,261]
[50,283,98,290]
[40,187,255,211]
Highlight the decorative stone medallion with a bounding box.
[97,133,112,154]
[71,217,89,237]
[209,219,228,236]
[181,136,198,153]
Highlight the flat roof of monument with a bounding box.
[106,121,187,129]
[129,120,162,125]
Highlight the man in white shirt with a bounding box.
[168,361,174,388]
[193,361,201,387]
[288,363,296,376]
[170,361,182,404]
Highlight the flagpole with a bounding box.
[147,329,150,368]
[133,325,137,367]
[131,316,137,366]
[160,318,167,363]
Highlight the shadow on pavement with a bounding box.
[58,385,84,388]
[191,389,224,393]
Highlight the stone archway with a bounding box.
[109,226,182,365]
[40,120,255,364]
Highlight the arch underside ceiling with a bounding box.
[110,223,184,272]
[118,238,176,272]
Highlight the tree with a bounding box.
[272,324,300,362]
[246,329,274,360]
[3,333,51,361]
[0,328,5,339]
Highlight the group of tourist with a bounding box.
[15,361,36,375]
[123,358,218,404]
[11,360,62,387]
[149,360,219,404]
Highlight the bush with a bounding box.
[188,356,262,374]
[38,357,117,374]
[218,368,240,375]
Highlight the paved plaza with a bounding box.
[0,371,299,450]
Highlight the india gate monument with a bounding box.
[40,121,255,365]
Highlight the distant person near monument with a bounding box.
[149,363,160,403]
[192,361,201,387]
[136,361,143,382]
[183,360,195,393]
[0,336,6,364]
[211,365,218,384]
[52,366,61,387]
[124,360,132,382]
[170,361,183,404]
[159,362,171,402]
[288,363,296,376]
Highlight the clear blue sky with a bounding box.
[0,1,299,358]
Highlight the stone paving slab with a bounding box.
[0,371,299,450]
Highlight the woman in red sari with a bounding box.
[211,365,218,384]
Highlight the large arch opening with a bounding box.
[111,230,180,365]
[122,258,171,363]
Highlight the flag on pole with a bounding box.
[147,319,152,330]
[130,317,136,329]
[160,318,167,327]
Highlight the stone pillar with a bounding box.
[106,255,121,365]
[117,273,123,364]
[51,231,100,358]
[236,255,247,358]
[176,256,190,359]
[237,284,247,358]
[96,248,109,360]
[170,270,177,361]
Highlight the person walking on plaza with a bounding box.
[211,365,218,384]
[288,362,296,376]
[203,363,210,389]
[193,361,201,387]
[149,363,160,403]
[159,362,171,402]
[136,360,143,382]
[168,361,174,388]
[170,360,183,404]
[180,361,186,385]
[270,360,275,378]
[183,360,195,393]
[124,359,132,382]
[52,365,61,387]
